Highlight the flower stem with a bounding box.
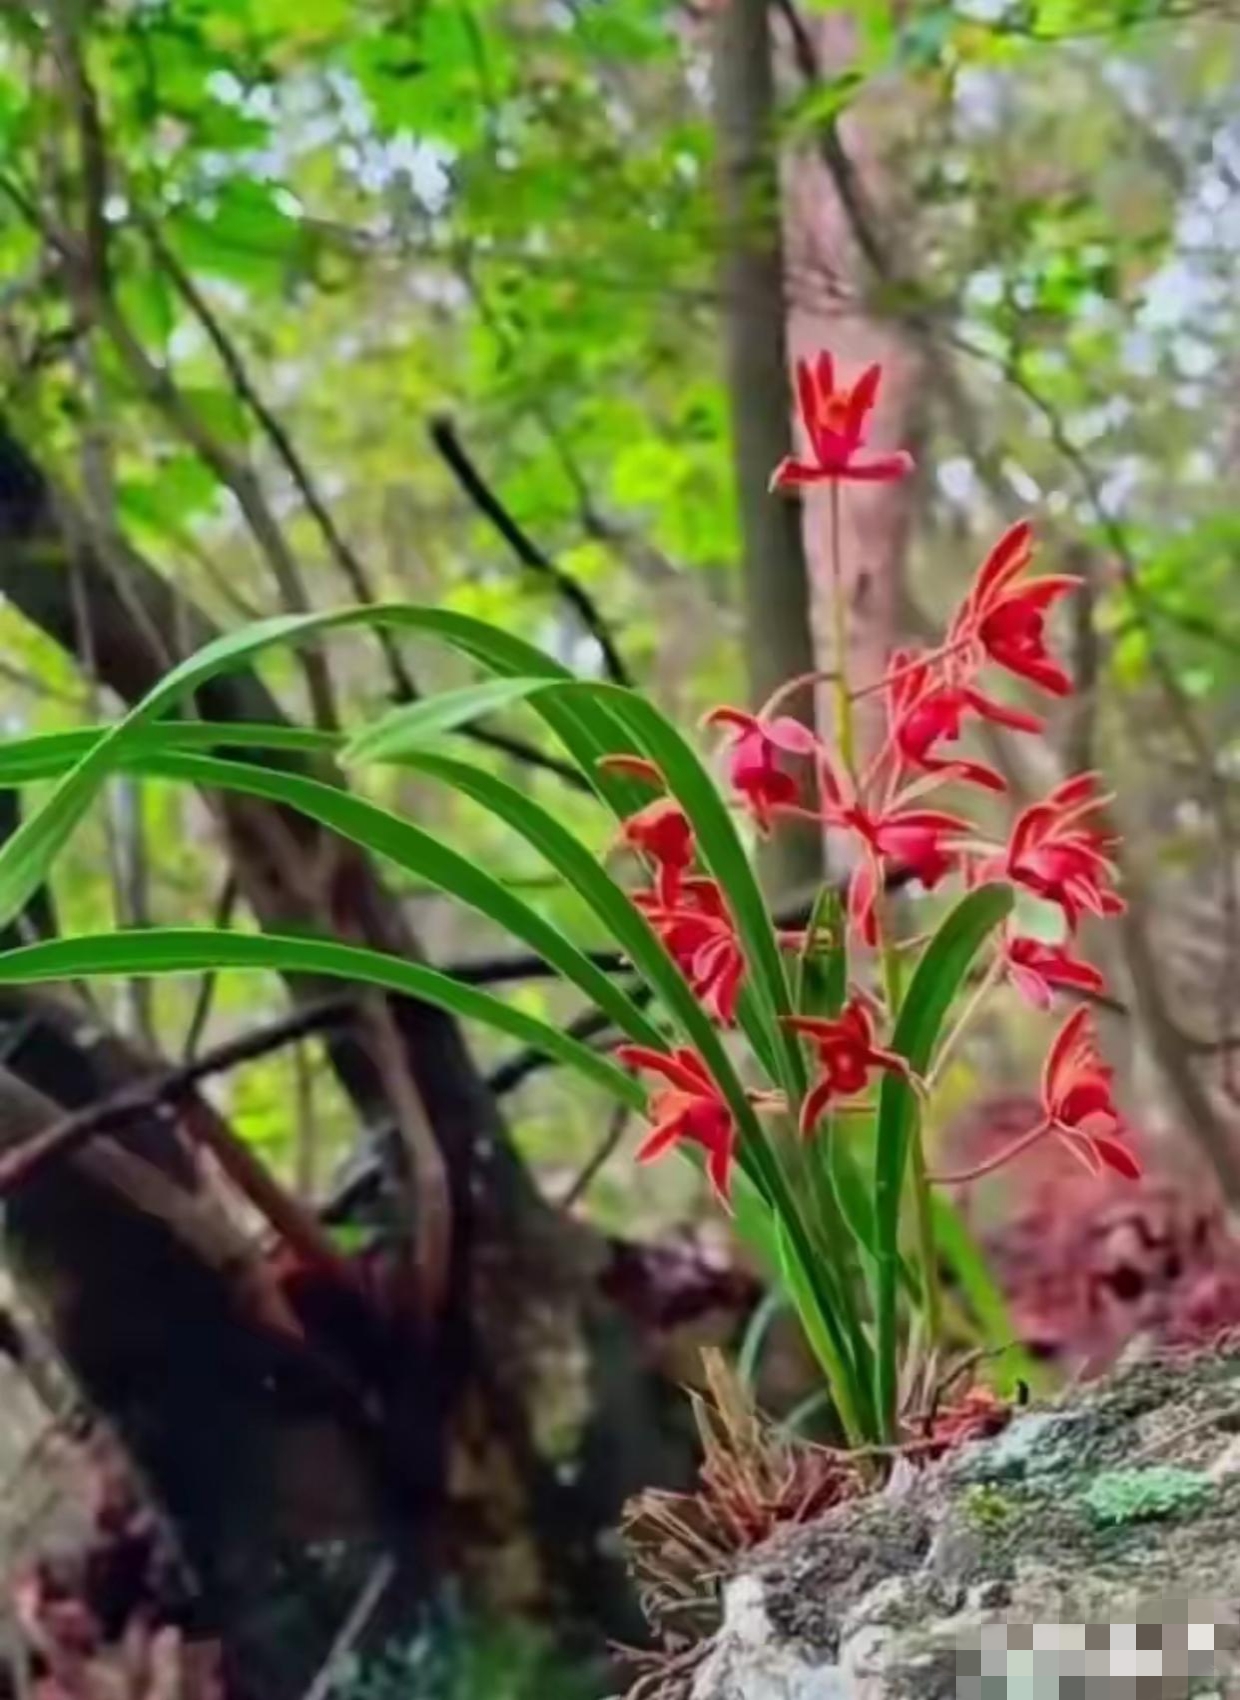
[880,927,943,1357]
[759,665,839,722]
[930,1119,1051,1186]
[906,1110,943,1352]
[828,482,856,778]
[927,954,1004,1090]
[847,633,977,703]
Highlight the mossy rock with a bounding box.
[689,1345,1240,1698]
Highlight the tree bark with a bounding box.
[0,992,399,1700]
[712,0,822,898]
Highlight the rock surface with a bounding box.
[692,1345,1240,1698]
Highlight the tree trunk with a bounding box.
[0,995,400,1700]
[712,0,822,898]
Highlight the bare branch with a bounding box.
[0,992,362,1277]
[560,1098,633,1209]
[429,415,634,686]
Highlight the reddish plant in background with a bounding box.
[946,1094,1240,1377]
[11,1433,222,1700]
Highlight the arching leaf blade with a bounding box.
[125,748,669,1052]
[0,930,645,1109]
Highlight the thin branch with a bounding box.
[560,1098,633,1209]
[429,416,634,685]
[453,254,683,586]
[0,995,359,1196]
[180,875,240,1060]
[298,1556,397,1700]
[459,722,589,788]
[485,999,640,1098]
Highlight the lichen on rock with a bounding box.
[676,1345,1240,1698]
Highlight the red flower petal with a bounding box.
[616,1044,709,1095]
[762,715,820,755]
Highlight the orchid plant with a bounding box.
[0,349,1136,1447]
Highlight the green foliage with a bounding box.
[332,1610,591,1700]
[1081,1466,1211,1527]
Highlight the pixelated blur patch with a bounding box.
[945,1619,1238,1697]
[1081,1465,1212,1527]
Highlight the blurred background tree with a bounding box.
[0,0,1238,1695]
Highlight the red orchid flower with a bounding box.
[770,352,914,489]
[1003,932,1106,1012]
[703,706,819,832]
[885,647,1043,794]
[1038,1006,1140,1178]
[619,797,695,907]
[636,877,746,1026]
[820,754,968,944]
[948,521,1080,697]
[616,1044,738,1199]
[934,1005,1139,1186]
[1001,773,1124,928]
[785,995,911,1136]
